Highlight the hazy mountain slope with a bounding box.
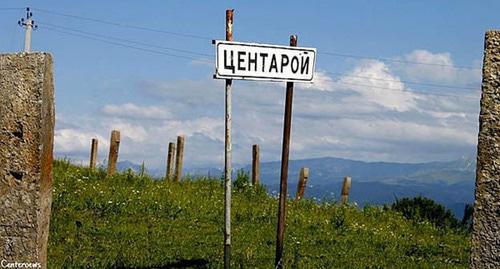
[119,156,476,218]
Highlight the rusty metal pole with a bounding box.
[165,142,176,181]
[340,176,352,204]
[252,144,260,187]
[295,167,309,201]
[275,34,297,269]
[89,138,98,170]
[107,130,120,176]
[224,9,234,269]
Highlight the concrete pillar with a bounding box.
[471,30,500,268]
[0,53,55,269]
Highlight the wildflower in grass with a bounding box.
[48,161,470,268]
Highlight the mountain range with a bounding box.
[116,156,477,219]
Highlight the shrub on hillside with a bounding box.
[233,169,251,192]
[391,196,460,229]
[461,203,474,232]
[232,169,267,198]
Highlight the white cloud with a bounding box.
[107,121,148,142]
[54,128,109,165]
[395,49,481,84]
[54,49,481,169]
[336,60,421,112]
[102,103,171,120]
[154,117,223,141]
[334,118,476,145]
[300,71,336,91]
[55,129,96,154]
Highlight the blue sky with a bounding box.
[1,1,498,169]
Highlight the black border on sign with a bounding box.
[214,41,316,82]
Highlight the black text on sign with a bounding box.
[214,41,316,82]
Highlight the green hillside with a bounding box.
[48,160,470,268]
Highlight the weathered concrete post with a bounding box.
[0,53,55,269]
[174,135,185,182]
[295,167,309,201]
[340,176,351,205]
[165,142,176,181]
[89,138,98,170]
[107,130,120,176]
[252,144,260,187]
[471,30,500,268]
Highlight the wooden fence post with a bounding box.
[295,167,309,201]
[165,142,176,181]
[140,161,145,177]
[252,144,260,187]
[174,135,185,182]
[89,138,98,169]
[340,176,351,204]
[107,130,120,176]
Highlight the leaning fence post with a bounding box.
[89,138,98,170]
[165,142,176,181]
[340,176,351,204]
[295,167,309,201]
[252,144,260,187]
[107,130,120,176]
[174,135,185,182]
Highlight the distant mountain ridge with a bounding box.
[245,156,475,218]
[116,156,477,218]
[244,156,476,186]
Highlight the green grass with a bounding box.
[48,160,470,268]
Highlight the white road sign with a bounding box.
[214,40,316,82]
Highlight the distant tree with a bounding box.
[232,169,267,195]
[233,169,251,192]
[392,196,460,229]
[461,203,474,232]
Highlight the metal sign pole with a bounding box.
[213,19,314,268]
[224,8,234,269]
[275,34,297,269]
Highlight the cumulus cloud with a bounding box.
[154,117,223,141]
[53,49,481,170]
[55,128,100,154]
[300,71,336,91]
[102,103,172,120]
[107,121,148,142]
[394,49,481,85]
[336,60,421,112]
[54,128,109,165]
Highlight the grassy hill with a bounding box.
[48,160,470,268]
[182,156,476,218]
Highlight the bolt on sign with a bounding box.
[214,40,316,82]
